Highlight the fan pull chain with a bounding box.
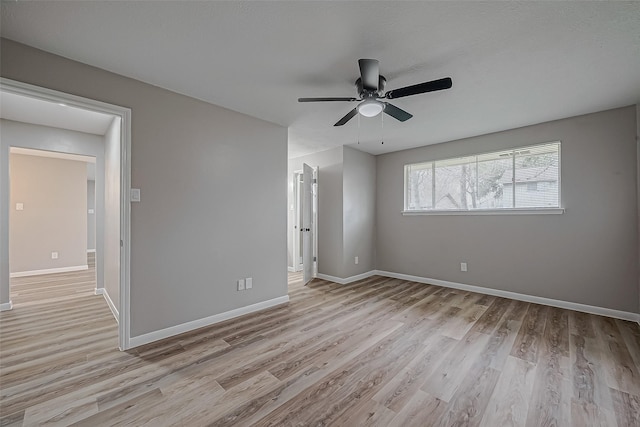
[357,113,361,144]
[381,109,384,144]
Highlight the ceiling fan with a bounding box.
[298,59,452,127]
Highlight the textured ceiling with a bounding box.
[2,1,639,158]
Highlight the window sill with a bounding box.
[402,208,565,216]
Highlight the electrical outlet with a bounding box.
[51,252,59,260]
[460,262,467,272]
[354,256,359,265]
[246,277,253,289]
[16,203,24,211]
[237,279,245,291]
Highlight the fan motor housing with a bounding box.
[356,76,386,97]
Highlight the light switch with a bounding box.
[88,209,95,214]
[130,188,141,202]
[16,203,23,211]
[246,278,253,289]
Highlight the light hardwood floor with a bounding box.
[1,267,639,426]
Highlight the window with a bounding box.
[404,142,561,213]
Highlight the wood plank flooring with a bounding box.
[1,268,639,426]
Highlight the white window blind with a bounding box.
[404,142,560,212]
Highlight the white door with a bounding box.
[302,163,314,285]
[294,173,304,272]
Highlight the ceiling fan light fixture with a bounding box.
[299,58,452,126]
[357,100,383,117]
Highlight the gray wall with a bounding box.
[287,146,376,279]
[87,180,95,251]
[1,39,288,337]
[0,119,105,296]
[104,117,120,311]
[342,146,376,277]
[376,106,638,313]
[9,153,87,273]
[288,147,343,277]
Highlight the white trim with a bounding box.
[287,266,295,272]
[10,265,88,278]
[293,171,301,273]
[312,166,319,278]
[374,270,640,323]
[118,109,132,351]
[402,208,564,216]
[95,287,119,323]
[128,295,290,349]
[1,78,133,351]
[0,301,13,312]
[316,271,377,285]
[87,249,96,253]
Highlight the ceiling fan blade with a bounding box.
[385,77,452,99]
[334,108,358,126]
[383,102,413,122]
[358,59,380,91]
[298,97,358,102]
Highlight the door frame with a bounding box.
[292,167,318,277]
[0,77,133,350]
[311,167,318,278]
[293,170,303,272]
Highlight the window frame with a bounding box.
[402,141,564,216]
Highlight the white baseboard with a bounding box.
[87,249,96,253]
[312,270,640,322]
[287,266,295,272]
[0,301,13,312]
[10,265,89,278]
[128,295,290,349]
[95,288,119,323]
[374,270,640,323]
[316,271,377,285]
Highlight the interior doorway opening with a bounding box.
[292,164,318,285]
[0,78,132,350]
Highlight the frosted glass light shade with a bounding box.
[358,100,383,117]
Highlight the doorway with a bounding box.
[0,78,132,350]
[8,148,96,279]
[292,164,318,285]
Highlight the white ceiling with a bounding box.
[2,2,639,158]
[10,146,96,164]
[0,91,114,136]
